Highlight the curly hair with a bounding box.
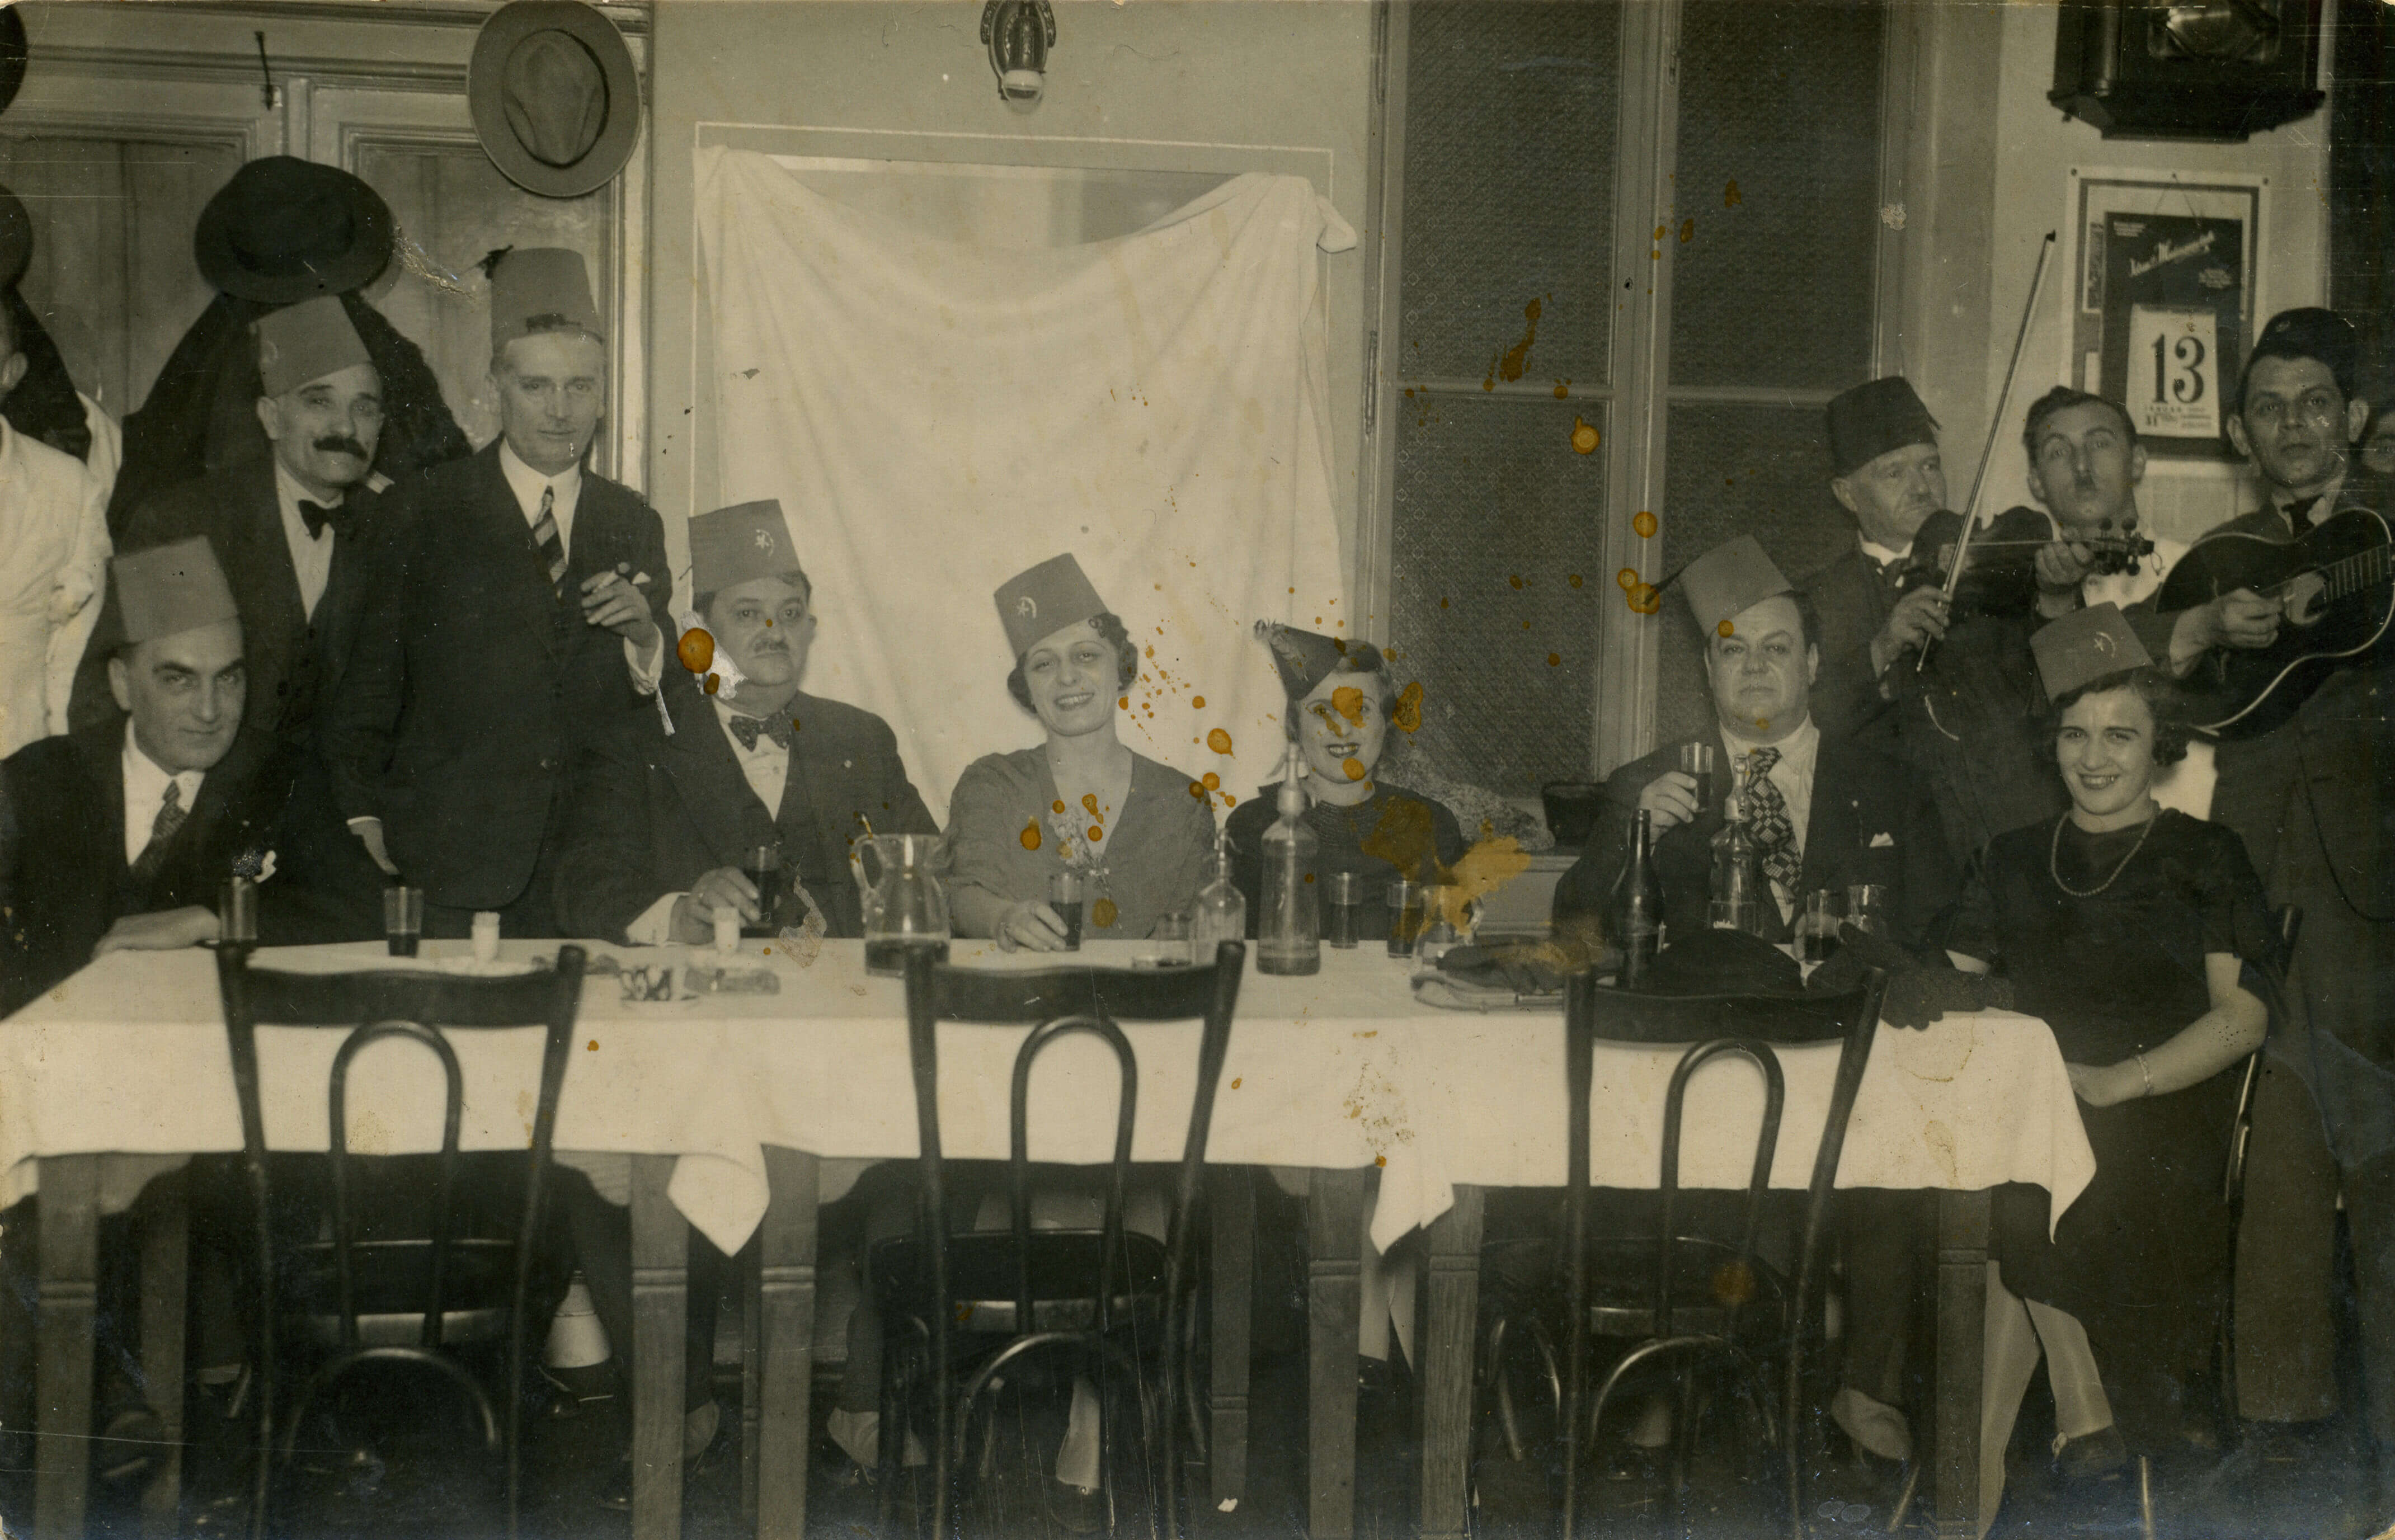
[1007,611,1140,713]
[1283,647,1403,741]
[2041,665,2192,767]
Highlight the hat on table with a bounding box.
[995,553,1107,657]
[689,499,799,595]
[1671,534,1791,639]
[255,295,372,397]
[1254,621,1381,700]
[2031,603,2153,703]
[488,246,604,353]
[2245,307,2358,403]
[114,536,239,646]
[1827,376,1940,479]
[193,157,393,304]
[469,1,642,200]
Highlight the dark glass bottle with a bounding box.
[1608,808,1665,988]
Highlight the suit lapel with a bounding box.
[73,726,130,885]
[1798,742,1860,897]
[656,682,779,864]
[474,448,568,659]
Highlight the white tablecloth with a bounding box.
[1,940,2095,1252]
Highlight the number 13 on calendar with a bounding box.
[2130,305,2220,440]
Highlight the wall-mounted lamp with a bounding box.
[982,0,1055,111]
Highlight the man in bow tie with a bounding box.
[69,296,390,745]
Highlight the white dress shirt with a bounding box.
[122,721,206,867]
[495,439,662,693]
[624,698,793,945]
[271,461,340,619]
[0,418,110,754]
[1858,534,1913,571]
[1717,714,1820,919]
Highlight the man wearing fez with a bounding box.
[1803,375,2063,863]
[69,296,390,743]
[1551,535,1954,1474]
[2124,308,2395,1480]
[322,248,671,936]
[556,498,938,943]
[0,538,297,1012]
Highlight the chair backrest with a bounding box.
[898,940,1246,1538]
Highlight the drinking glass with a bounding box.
[1325,870,1367,949]
[1678,741,1718,809]
[1050,870,1087,951]
[383,885,424,958]
[1151,912,1193,967]
[219,877,257,944]
[742,845,786,938]
[1386,878,1428,958]
[1798,889,1842,964]
[1846,883,1889,938]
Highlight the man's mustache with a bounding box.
[315,435,371,459]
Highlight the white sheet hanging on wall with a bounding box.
[695,148,1349,825]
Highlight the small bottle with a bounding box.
[1258,745,1321,976]
[713,908,741,956]
[1708,765,1766,938]
[1608,808,1666,988]
[1192,828,1247,966]
[472,910,502,964]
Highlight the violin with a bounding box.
[1896,505,2158,620]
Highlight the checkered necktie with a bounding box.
[129,781,187,887]
[1741,748,1802,892]
[530,484,568,595]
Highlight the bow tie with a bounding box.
[297,500,347,540]
[726,713,795,752]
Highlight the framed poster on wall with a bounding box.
[2062,167,2266,461]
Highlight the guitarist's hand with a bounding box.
[2175,587,2282,660]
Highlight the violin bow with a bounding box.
[1919,230,2057,674]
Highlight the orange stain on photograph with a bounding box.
[1052,799,1066,814]
[1331,685,1365,726]
[676,628,714,673]
[1554,379,1570,399]
[1091,896,1119,929]
[1719,619,1736,638]
[1207,728,1234,755]
[1509,574,1524,590]
[1343,757,1367,781]
[1081,793,1100,817]
[1020,821,1042,851]
[1680,218,1695,243]
[1634,510,1658,538]
[1570,417,1599,454]
[1088,825,1104,841]
[703,673,721,695]
[1193,695,1206,709]
[1628,583,1661,615]
[1483,296,1542,392]
[1568,574,1585,588]
[1202,771,1221,790]
[1725,179,1742,206]
[1547,653,1561,667]
[1392,681,1423,733]
[1617,568,1639,591]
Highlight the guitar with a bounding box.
[2152,506,2395,739]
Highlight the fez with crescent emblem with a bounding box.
[688,499,799,596]
[995,553,1108,656]
[1673,534,1793,639]
[2032,602,2154,702]
[114,537,241,646]
[256,296,373,398]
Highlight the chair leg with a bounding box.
[2139,1454,2157,1540]
[875,1335,906,1538]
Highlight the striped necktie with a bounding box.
[530,484,568,595]
[130,780,188,887]
[1742,747,1803,892]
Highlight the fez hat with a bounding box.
[470,2,642,200]
[995,553,1108,657]
[1255,620,1381,700]
[0,180,30,290]
[488,246,604,352]
[1827,376,1940,479]
[1672,534,1792,639]
[255,295,371,397]
[689,500,801,597]
[2031,603,2153,703]
[0,8,27,124]
[114,536,239,646]
[2244,307,2358,404]
[194,157,393,304]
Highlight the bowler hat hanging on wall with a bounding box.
[193,157,394,304]
[982,0,1055,110]
[0,7,26,121]
[469,1,641,198]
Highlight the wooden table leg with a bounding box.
[1419,1184,1484,1540]
[755,1147,819,1540]
[1932,1188,1991,1539]
[631,1155,689,1540]
[1207,1165,1254,1508]
[137,1161,189,1540]
[1305,1167,1366,1540]
[34,1153,100,1540]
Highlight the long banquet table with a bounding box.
[3,936,2095,1540]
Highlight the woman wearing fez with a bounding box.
[944,552,1213,948]
[1226,622,1464,939]
[1951,604,2272,1515]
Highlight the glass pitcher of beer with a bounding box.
[851,833,952,977]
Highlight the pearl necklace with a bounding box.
[2048,809,2157,898]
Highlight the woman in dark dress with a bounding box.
[1225,623,1466,939]
[1950,606,2272,1519]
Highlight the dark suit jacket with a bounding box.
[317,443,674,913]
[67,452,391,742]
[0,722,300,1014]
[555,672,939,942]
[1799,545,1904,750]
[1551,726,1958,953]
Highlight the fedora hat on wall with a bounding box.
[469,1,641,199]
[192,156,394,304]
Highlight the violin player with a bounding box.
[2120,307,2395,1496]
[1800,376,2064,865]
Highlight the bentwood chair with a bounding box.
[872,941,1245,1539]
[212,943,587,1540]
[1480,966,1890,1540]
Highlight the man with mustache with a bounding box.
[68,296,390,745]
[2123,308,2395,1505]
